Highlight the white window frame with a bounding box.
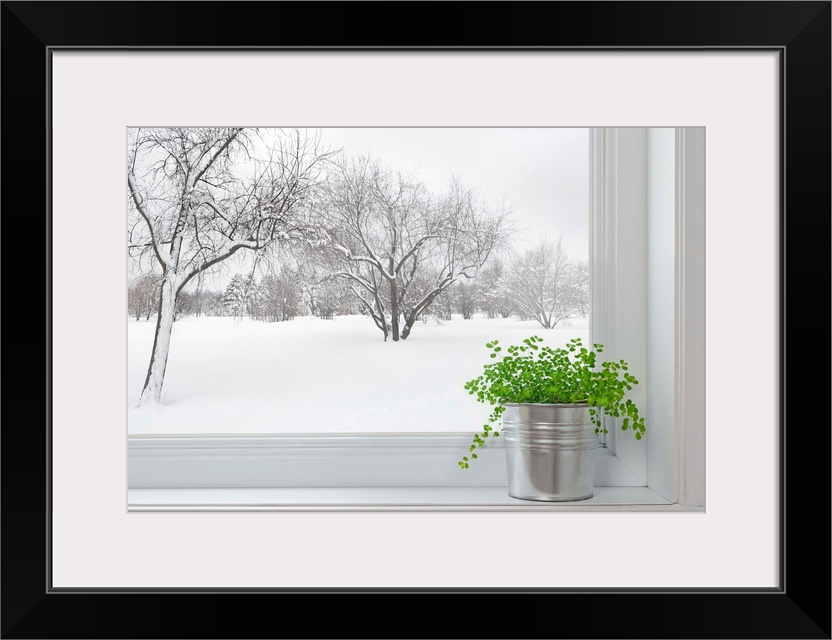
[128,127,705,510]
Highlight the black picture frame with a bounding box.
[2,2,829,638]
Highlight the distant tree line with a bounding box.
[131,237,588,328]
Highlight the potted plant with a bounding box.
[460,336,645,502]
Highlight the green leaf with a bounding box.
[460,335,643,468]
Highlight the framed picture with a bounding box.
[122,124,700,512]
[4,2,828,638]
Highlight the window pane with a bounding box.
[127,128,589,434]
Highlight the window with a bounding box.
[127,126,705,511]
[50,48,781,592]
[127,127,590,435]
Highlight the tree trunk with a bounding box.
[400,289,442,340]
[389,278,400,342]
[139,275,177,405]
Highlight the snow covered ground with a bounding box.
[128,314,589,434]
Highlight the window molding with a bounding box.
[590,127,649,478]
[127,127,706,509]
[673,127,706,507]
[127,432,641,489]
[127,486,688,513]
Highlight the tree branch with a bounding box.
[176,241,256,295]
[191,128,241,187]
[127,172,170,268]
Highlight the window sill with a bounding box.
[127,486,698,512]
[128,433,645,490]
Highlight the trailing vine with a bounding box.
[459,336,645,468]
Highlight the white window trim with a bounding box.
[673,127,706,507]
[128,127,705,510]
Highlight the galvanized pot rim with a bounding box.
[502,402,591,408]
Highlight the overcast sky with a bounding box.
[314,127,589,259]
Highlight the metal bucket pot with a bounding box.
[502,404,597,501]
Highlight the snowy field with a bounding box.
[128,315,589,434]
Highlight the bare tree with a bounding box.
[434,287,454,322]
[317,156,510,341]
[567,259,590,318]
[203,291,226,317]
[174,289,197,321]
[453,280,479,319]
[477,258,514,318]
[305,277,347,320]
[128,273,160,321]
[257,260,303,322]
[291,248,349,320]
[127,127,333,404]
[504,236,587,329]
[190,287,216,318]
